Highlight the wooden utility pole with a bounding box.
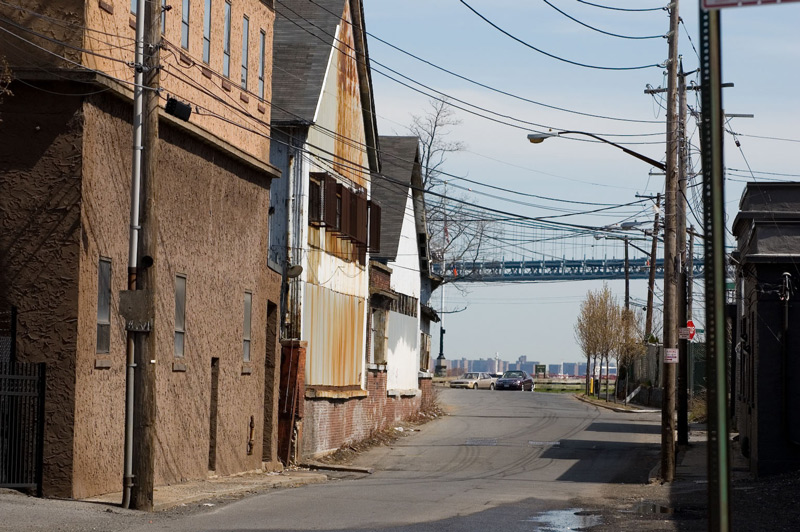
[645,193,661,342]
[677,60,690,447]
[130,0,160,511]
[661,0,681,483]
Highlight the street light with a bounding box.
[528,129,679,484]
[527,131,667,172]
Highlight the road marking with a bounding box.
[528,441,561,447]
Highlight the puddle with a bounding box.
[631,502,675,515]
[526,508,603,530]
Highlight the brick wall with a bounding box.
[301,371,433,458]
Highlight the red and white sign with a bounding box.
[665,348,679,364]
[704,0,800,9]
[687,320,696,341]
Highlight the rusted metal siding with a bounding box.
[308,3,366,189]
[303,283,365,387]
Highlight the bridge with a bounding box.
[434,257,705,282]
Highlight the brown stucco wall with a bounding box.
[0,82,83,498]
[2,84,282,498]
[151,119,281,485]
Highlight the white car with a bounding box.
[449,372,497,390]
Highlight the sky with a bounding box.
[361,0,800,365]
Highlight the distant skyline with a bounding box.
[364,1,800,366]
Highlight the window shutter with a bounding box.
[308,173,325,225]
[355,192,367,245]
[368,201,381,254]
[338,184,352,238]
[323,175,339,229]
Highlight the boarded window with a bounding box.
[368,201,381,253]
[97,258,111,353]
[175,275,187,357]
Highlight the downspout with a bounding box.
[122,0,146,509]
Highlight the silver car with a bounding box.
[449,372,497,390]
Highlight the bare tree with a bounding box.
[409,98,493,286]
[616,307,647,402]
[575,284,618,397]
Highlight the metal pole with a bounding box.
[699,5,731,530]
[677,61,690,447]
[661,0,680,483]
[121,0,146,509]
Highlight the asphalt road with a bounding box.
[124,389,665,531]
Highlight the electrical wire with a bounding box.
[541,0,665,40]
[459,0,664,71]
[575,0,666,13]
[299,0,664,125]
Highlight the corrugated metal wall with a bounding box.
[303,283,365,387]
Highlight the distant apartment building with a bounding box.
[548,364,562,377]
[562,362,579,376]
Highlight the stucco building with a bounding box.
[1,0,282,498]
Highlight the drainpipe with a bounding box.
[121,0,146,509]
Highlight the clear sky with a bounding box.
[361,0,800,365]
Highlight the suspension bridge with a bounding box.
[431,228,705,282]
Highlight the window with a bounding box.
[308,176,322,225]
[258,30,265,98]
[223,2,231,77]
[241,16,249,89]
[242,292,252,362]
[181,0,190,50]
[131,0,136,14]
[174,275,187,357]
[161,0,167,34]
[202,0,211,63]
[97,258,111,353]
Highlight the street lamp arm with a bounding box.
[527,130,667,171]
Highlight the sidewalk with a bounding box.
[83,468,328,511]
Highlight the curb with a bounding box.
[83,471,328,512]
[574,394,659,414]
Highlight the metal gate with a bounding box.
[0,361,45,495]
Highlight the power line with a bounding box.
[575,0,667,13]
[459,0,664,71]
[541,0,665,40]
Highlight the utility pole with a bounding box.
[661,0,681,483]
[645,193,661,343]
[624,237,630,311]
[677,60,690,447]
[130,0,160,511]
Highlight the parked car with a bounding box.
[495,370,535,391]
[449,372,497,390]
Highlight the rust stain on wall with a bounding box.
[304,284,364,387]
[333,2,365,188]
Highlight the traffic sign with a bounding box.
[703,0,800,8]
[687,320,696,341]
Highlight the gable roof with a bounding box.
[371,136,420,261]
[272,0,342,124]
